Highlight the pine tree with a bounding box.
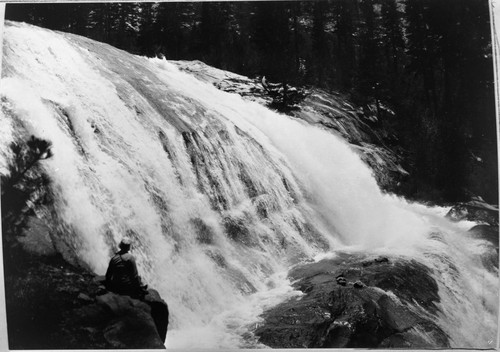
[380,0,404,95]
[251,2,293,82]
[311,1,330,87]
[332,0,357,91]
[1,136,54,242]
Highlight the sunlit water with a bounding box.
[1,21,497,348]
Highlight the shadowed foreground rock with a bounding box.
[3,242,169,349]
[73,290,168,349]
[144,289,170,342]
[254,252,449,348]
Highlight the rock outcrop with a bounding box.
[254,252,449,348]
[3,241,169,349]
[446,198,499,271]
[72,289,168,349]
[144,289,170,343]
[446,198,499,227]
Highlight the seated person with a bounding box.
[105,237,147,299]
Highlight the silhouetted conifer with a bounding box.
[1,136,54,242]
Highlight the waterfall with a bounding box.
[1,21,497,348]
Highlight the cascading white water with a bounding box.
[1,21,497,348]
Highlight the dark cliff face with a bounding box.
[253,253,449,349]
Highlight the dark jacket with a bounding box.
[105,251,142,297]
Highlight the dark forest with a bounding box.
[5,0,498,203]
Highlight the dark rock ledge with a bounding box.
[4,239,168,349]
[446,197,499,227]
[447,198,499,271]
[254,252,449,348]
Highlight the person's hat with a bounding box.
[119,237,132,250]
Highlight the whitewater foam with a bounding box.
[1,22,497,348]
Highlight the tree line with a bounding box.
[5,0,497,203]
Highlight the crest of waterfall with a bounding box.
[1,21,497,348]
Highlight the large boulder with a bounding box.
[72,291,166,349]
[446,198,499,226]
[467,225,499,271]
[446,199,499,272]
[254,252,449,348]
[3,242,169,349]
[144,289,170,343]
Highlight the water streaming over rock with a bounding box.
[1,22,497,348]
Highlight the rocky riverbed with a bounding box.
[253,199,499,349]
[254,252,450,348]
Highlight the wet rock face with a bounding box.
[254,253,449,348]
[467,224,499,271]
[172,61,408,193]
[447,200,499,271]
[446,200,499,226]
